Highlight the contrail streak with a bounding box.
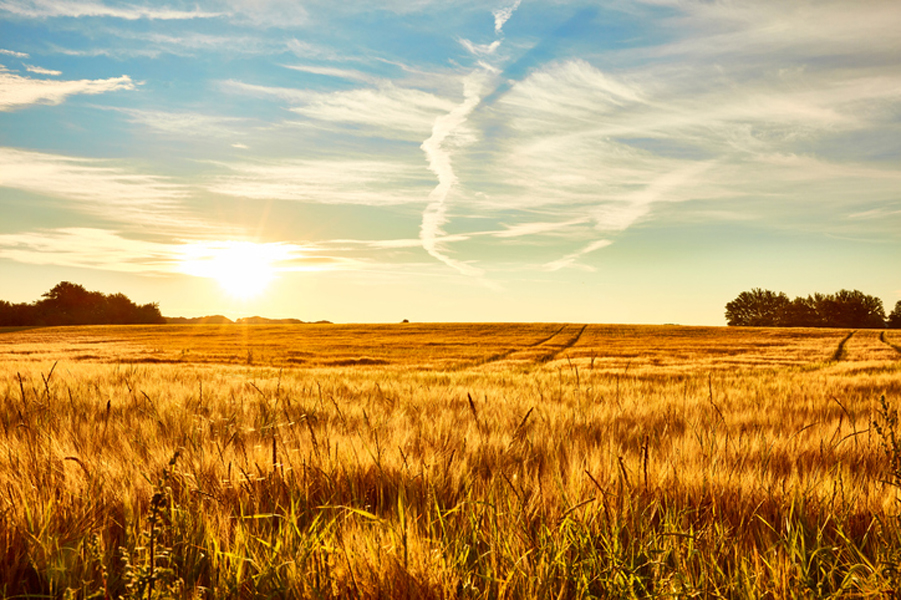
[418,1,522,277]
[493,0,522,34]
[419,76,483,276]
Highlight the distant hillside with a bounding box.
[166,315,234,325]
[236,316,308,325]
[166,315,331,325]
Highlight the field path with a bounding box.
[880,331,901,356]
[464,323,588,369]
[831,330,856,361]
[814,329,901,368]
[456,324,566,369]
[535,324,587,364]
[528,324,569,348]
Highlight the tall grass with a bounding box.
[0,325,899,597]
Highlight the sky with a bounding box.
[0,0,899,324]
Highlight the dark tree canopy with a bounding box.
[725,288,791,327]
[725,288,889,328]
[0,282,165,326]
[889,301,901,329]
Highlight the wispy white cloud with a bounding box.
[290,84,458,138]
[593,161,719,232]
[0,0,222,20]
[0,147,188,226]
[25,64,62,75]
[51,28,281,59]
[0,48,29,58]
[498,59,644,133]
[222,75,468,139]
[0,67,134,111]
[492,0,520,34]
[544,239,612,272]
[0,228,178,273]
[0,228,349,275]
[282,64,377,83]
[362,238,423,250]
[286,38,342,61]
[477,39,901,243]
[647,0,901,61]
[847,206,901,220]
[225,78,459,139]
[46,45,161,59]
[220,0,308,27]
[355,218,594,258]
[207,157,432,206]
[222,79,308,103]
[335,219,590,253]
[459,38,501,56]
[620,1,901,153]
[483,129,674,211]
[491,218,590,239]
[113,107,250,138]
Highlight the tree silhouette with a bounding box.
[888,301,901,329]
[0,282,165,326]
[0,300,36,326]
[38,282,103,325]
[725,288,790,326]
[828,289,885,328]
[725,288,888,328]
[782,295,820,327]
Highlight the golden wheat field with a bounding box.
[1,323,901,598]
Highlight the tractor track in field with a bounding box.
[535,324,587,365]
[459,324,587,370]
[880,331,901,356]
[457,325,566,370]
[830,330,856,362]
[527,325,569,349]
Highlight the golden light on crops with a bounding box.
[178,241,285,299]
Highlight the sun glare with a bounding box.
[179,241,283,300]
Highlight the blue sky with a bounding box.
[0,0,899,323]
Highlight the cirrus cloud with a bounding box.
[0,66,135,111]
[207,157,434,206]
[0,0,222,20]
[0,147,190,228]
[0,228,349,275]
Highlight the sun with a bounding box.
[179,241,281,300]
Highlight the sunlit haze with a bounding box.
[1,1,898,322]
[178,241,286,300]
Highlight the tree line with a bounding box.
[726,288,901,328]
[0,281,165,326]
